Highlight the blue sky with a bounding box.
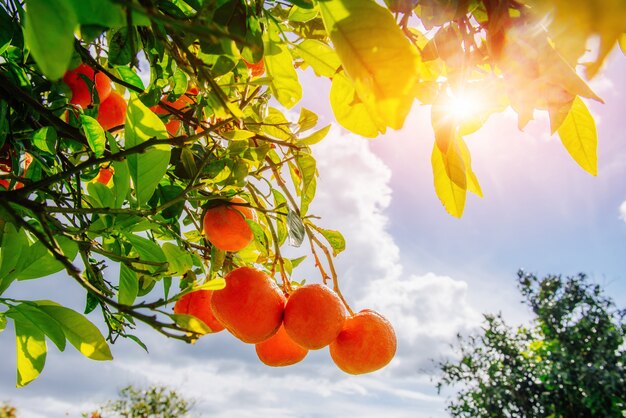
[1,47,625,418]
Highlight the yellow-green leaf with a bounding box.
[459,138,483,198]
[619,34,626,55]
[557,96,598,176]
[329,72,384,138]
[81,115,106,157]
[35,302,113,361]
[171,313,213,337]
[432,142,467,218]
[295,39,341,77]
[264,23,302,109]
[14,316,47,387]
[192,278,226,292]
[125,94,170,207]
[319,0,420,131]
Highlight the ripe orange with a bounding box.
[0,148,32,190]
[202,196,256,252]
[63,64,112,108]
[211,266,285,343]
[255,324,308,367]
[283,284,347,350]
[97,91,127,131]
[244,59,265,77]
[94,166,114,185]
[174,290,224,333]
[329,309,397,375]
[150,89,198,136]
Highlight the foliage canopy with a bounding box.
[0,0,624,386]
[437,271,626,417]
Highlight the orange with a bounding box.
[94,166,114,185]
[150,89,198,136]
[97,91,127,131]
[63,64,112,108]
[255,324,308,367]
[211,266,285,343]
[329,309,397,375]
[283,284,347,350]
[174,290,224,333]
[203,196,256,252]
[244,59,265,77]
[0,148,32,190]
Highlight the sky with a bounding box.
[1,45,626,418]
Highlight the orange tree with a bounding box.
[0,0,624,386]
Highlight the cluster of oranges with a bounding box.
[175,197,397,374]
[63,64,127,131]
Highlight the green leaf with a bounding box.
[118,263,138,306]
[0,223,29,294]
[124,233,168,273]
[287,209,305,247]
[15,236,79,281]
[87,181,115,208]
[6,304,67,352]
[35,301,113,361]
[23,0,77,80]
[162,242,193,276]
[14,314,47,387]
[67,0,150,27]
[125,94,170,207]
[247,220,269,255]
[557,96,598,176]
[170,313,212,336]
[295,39,341,77]
[296,153,317,215]
[32,127,57,155]
[221,130,256,140]
[432,141,467,218]
[0,312,6,333]
[80,115,107,161]
[319,0,420,131]
[289,5,319,22]
[107,133,131,208]
[115,66,145,91]
[264,22,302,109]
[319,228,346,256]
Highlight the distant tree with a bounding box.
[0,403,16,418]
[437,270,626,418]
[85,385,194,418]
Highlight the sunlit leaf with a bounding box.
[320,0,420,131]
[295,39,341,77]
[7,304,67,352]
[35,301,113,361]
[32,127,57,155]
[264,22,302,109]
[23,0,77,80]
[319,228,346,256]
[15,236,79,281]
[162,242,193,276]
[125,94,170,207]
[125,233,168,274]
[432,142,467,218]
[329,72,384,138]
[557,96,598,176]
[171,313,212,337]
[192,278,226,292]
[0,223,29,294]
[13,315,47,387]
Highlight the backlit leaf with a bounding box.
[264,23,302,109]
[320,0,420,131]
[23,0,77,80]
[432,142,467,218]
[15,236,79,281]
[557,96,598,175]
[329,72,383,138]
[14,315,47,387]
[118,263,138,306]
[162,242,193,276]
[125,94,170,207]
[295,39,341,77]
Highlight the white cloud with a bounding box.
[620,200,626,222]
